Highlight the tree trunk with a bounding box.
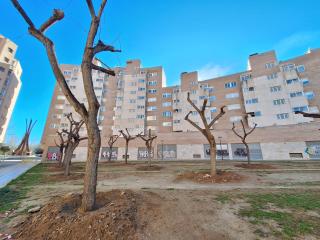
[147,145,151,167]
[124,141,128,164]
[58,147,63,167]
[64,144,77,176]
[81,118,101,212]
[244,142,250,164]
[108,146,112,162]
[210,143,217,176]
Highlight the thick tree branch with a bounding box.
[39,9,64,33]
[85,0,96,18]
[187,92,201,113]
[232,123,243,139]
[91,63,116,76]
[11,0,35,28]
[208,106,226,128]
[201,99,208,112]
[184,111,203,132]
[93,40,121,55]
[97,0,108,19]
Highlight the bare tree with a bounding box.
[107,134,119,161]
[14,119,36,155]
[62,113,87,176]
[137,129,157,167]
[54,130,67,166]
[232,120,257,164]
[119,128,137,164]
[185,93,226,176]
[11,0,120,211]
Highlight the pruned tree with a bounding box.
[185,92,226,176]
[137,129,157,167]
[11,0,120,211]
[55,130,67,166]
[62,113,87,176]
[119,129,137,164]
[14,119,36,155]
[107,134,119,161]
[232,120,257,164]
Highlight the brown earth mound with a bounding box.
[136,165,163,171]
[176,171,245,183]
[235,163,276,169]
[14,190,155,240]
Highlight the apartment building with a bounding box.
[41,49,320,161]
[0,35,22,143]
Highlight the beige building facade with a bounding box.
[0,35,22,143]
[41,49,320,161]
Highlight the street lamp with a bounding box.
[218,136,223,161]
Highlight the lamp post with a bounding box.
[218,136,223,161]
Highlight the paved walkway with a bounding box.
[0,161,39,188]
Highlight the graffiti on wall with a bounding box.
[157,144,177,160]
[100,147,118,160]
[138,147,154,159]
[47,146,61,161]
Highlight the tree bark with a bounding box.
[108,146,112,162]
[244,142,250,164]
[81,118,101,212]
[124,140,129,164]
[210,142,217,176]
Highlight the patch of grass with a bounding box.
[166,188,175,191]
[239,192,320,239]
[0,164,45,213]
[215,194,231,204]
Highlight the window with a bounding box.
[270,86,281,92]
[63,71,72,75]
[8,47,14,54]
[225,93,239,99]
[174,109,182,113]
[0,66,5,72]
[282,64,295,72]
[137,105,145,109]
[173,120,180,124]
[128,82,137,86]
[191,111,198,116]
[305,91,315,100]
[199,95,207,100]
[244,87,255,92]
[267,73,278,80]
[162,111,172,117]
[55,104,64,109]
[57,95,65,100]
[130,90,136,94]
[129,109,135,113]
[148,89,157,94]
[148,72,158,77]
[148,97,157,102]
[138,79,145,83]
[296,65,305,73]
[147,116,156,121]
[230,116,242,122]
[246,98,258,104]
[69,85,76,89]
[129,99,136,103]
[4,57,10,63]
[265,62,275,69]
[173,99,180,103]
[290,91,303,98]
[225,82,237,88]
[162,122,172,127]
[240,74,252,81]
[227,104,241,110]
[301,79,309,86]
[137,115,145,119]
[162,93,172,98]
[49,123,58,129]
[173,88,180,93]
[286,78,299,84]
[191,90,197,94]
[273,99,285,105]
[293,106,308,112]
[277,113,289,120]
[162,102,172,107]
[191,81,197,86]
[95,78,103,82]
[148,81,157,86]
[147,106,157,111]
[210,107,217,113]
[138,87,145,91]
[209,96,216,101]
[254,111,262,117]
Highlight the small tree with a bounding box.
[62,113,87,176]
[185,92,226,176]
[54,130,67,166]
[232,120,257,164]
[11,0,119,211]
[107,134,119,161]
[137,129,157,167]
[119,128,136,164]
[0,145,11,155]
[34,147,44,155]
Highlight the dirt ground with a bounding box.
[1,160,320,240]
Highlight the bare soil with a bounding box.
[175,170,246,183]
[14,190,160,240]
[135,165,163,171]
[234,163,277,169]
[45,173,85,182]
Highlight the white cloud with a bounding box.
[274,31,320,55]
[198,63,230,81]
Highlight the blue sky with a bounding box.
[1,0,319,145]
